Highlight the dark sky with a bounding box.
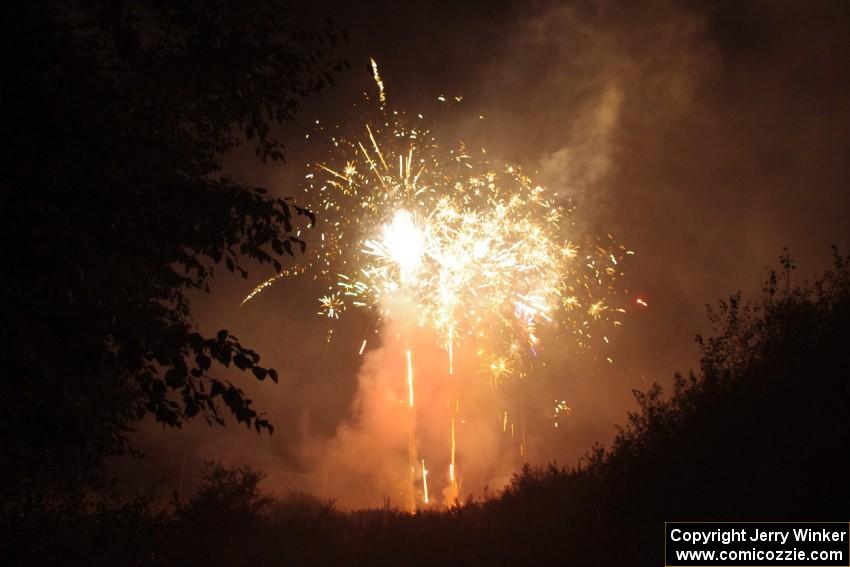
[120,0,850,503]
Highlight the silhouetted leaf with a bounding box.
[233,353,252,370]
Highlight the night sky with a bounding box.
[117,0,850,504]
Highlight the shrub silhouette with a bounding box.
[486,248,850,566]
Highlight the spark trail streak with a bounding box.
[449,417,457,498]
[421,459,429,504]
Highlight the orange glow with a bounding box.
[448,326,454,376]
[406,349,414,408]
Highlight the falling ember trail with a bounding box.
[421,459,429,504]
[450,418,456,482]
[405,347,418,511]
[449,416,458,499]
[369,57,386,104]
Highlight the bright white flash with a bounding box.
[382,210,425,281]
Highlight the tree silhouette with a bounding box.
[0,0,345,510]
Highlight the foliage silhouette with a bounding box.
[0,0,345,530]
[483,248,850,566]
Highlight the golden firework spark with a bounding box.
[244,63,630,379]
[243,60,633,507]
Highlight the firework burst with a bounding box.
[246,66,630,379]
[244,61,632,506]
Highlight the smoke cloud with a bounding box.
[116,0,850,507]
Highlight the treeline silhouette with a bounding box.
[1,0,343,546]
[10,250,848,566]
[1,2,346,563]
